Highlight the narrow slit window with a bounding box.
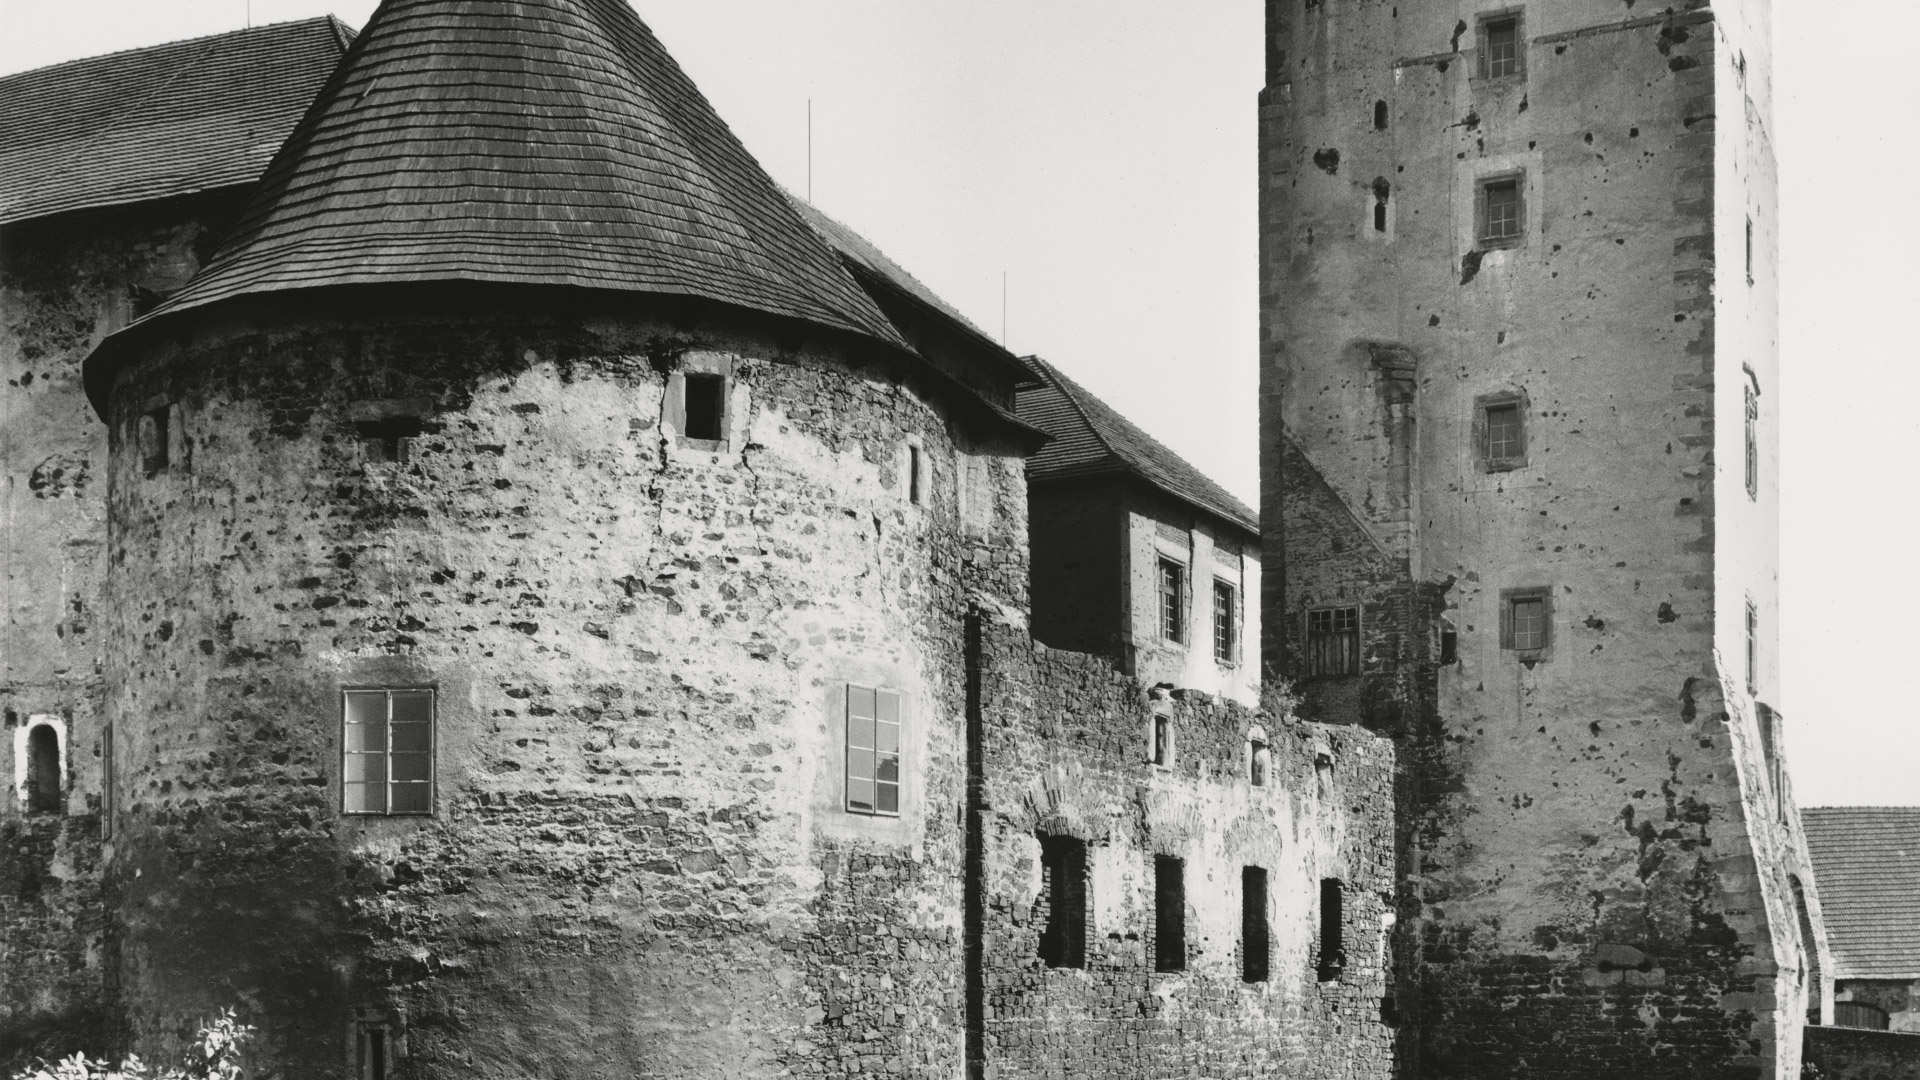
[342,688,434,816]
[1307,606,1360,676]
[1373,100,1389,130]
[1317,878,1346,982]
[139,406,169,476]
[844,684,902,816]
[1746,600,1758,696]
[1249,735,1270,787]
[1242,867,1270,983]
[1154,855,1186,973]
[1039,835,1088,969]
[1152,713,1171,767]
[683,373,726,442]
[1744,383,1759,500]
[24,724,61,814]
[907,444,924,505]
[1158,559,1186,643]
[1374,201,1388,233]
[100,724,113,839]
[1746,216,1755,282]
[1212,581,1238,665]
[1483,16,1521,79]
[1482,179,1521,243]
[1372,178,1391,234]
[356,1016,393,1080]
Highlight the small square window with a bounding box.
[342,688,434,816]
[683,373,726,442]
[845,684,901,816]
[1158,559,1187,644]
[1306,606,1360,676]
[1212,581,1238,665]
[1480,15,1523,80]
[1500,588,1552,654]
[1482,178,1522,245]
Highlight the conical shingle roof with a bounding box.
[87,0,906,407]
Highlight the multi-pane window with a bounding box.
[1242,867,1270,983]
[1212,581,1238,665]
[1039,835,1089,969]
[1154,855,1187,973]
[1483,17,1521,79]
[1486,403,1523,463]
[1482,179,1521,243]
[1306,606,1360,676]
[1502,590,1550,653]
[845,684,902,816]
[1317,878,1346,982]
[342,688,433,816]
[1158,559,1186,643]
[1745,384,1759,500]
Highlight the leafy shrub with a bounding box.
[8,1011,251,1080]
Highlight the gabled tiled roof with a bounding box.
[787,196,1002,354]
[0,18,353,226]
[1803,807,1920,979]
[105,0,905,351]
[1018,355,1258,538]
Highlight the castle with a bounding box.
[0,1,1828,1078]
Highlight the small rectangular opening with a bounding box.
[1039,835,1088,969]
[1242,866,1270,983]
[1306,606,1360,676]
[353,416,425,464]
[1154,855,1186,972]
[908,444,924,504]
[139,406,170,476]
[683,373,726,442]
[356,1020,390,1080]
[1318,878,1346,982]
[1152,713,1171,767]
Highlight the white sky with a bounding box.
[2,1,1914,808]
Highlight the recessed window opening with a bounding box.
[683,373,726,442]
[139,406,169,476]
[1509,596,1547,651]
[1154,855,1187,973]
[1158,559,1186,643]
[1039,834,1088,969]
[1440,622,1459,665]
[25,724,61,814]
[907,444,924,505]
[1744,382,1759,500]
[1790,875,1822,1024]
[1486,403,1523,462]
[1212,581,1238,664]
[342,689,434,816]
[1317,878,1346,982]
[1746,216,1754,283]
[355,1016,392,1080]
[1306,606,1360,676]
[1152,713,1171,767]
[1249,734,1271,788]
[1483,179,1521,243]
[1745,600,1759,696]
[1374,202,1388,233]
[1483,16,1521,79]
[1242,866,1270,983]
[100,724,113,839]
[1374,100,1389,130]
[1372,177,1391,234]
[845,684,901,816]
[353,416,425,463]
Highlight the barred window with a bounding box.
[342,688,434,816]
[1039,835,1088,969]
[1307,606,1360,676]
[845,684,901,816]
[1212,581,1238,665]
[1158,559,1187,643]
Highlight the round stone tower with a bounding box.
[1259,0,1819,1077]
[82,2,1036,1076]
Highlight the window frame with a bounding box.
[1477,173,1525,248]
[843,683,902,817]
[1317,878,1346,983]
[341,687,436,818]
[1242,866,1271,984]
[1473,389,1529,472]
[1212,579,1239,666]
[1039,834,1089,969]
[1499,586,1553,658]
[1153,854,1187,973]
[1476,11,1526,82]
[1305,605,1361,677]
[1157,558,1188,644]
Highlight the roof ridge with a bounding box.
[0,16,338,82]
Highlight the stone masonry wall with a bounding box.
[1804,1027,1920,1080]
[976,620,1397,1079]
[98,298,1030,1080]
[0,194,238,1067]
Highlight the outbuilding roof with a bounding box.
[1017,355,1258,538]
[97,0,905,362]
[1803,806,1920,979]
[0,17,353,227]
